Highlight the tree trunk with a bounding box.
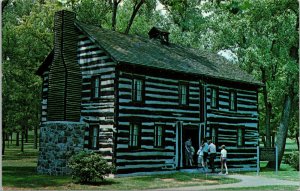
[11,132,13,144]
[21,131,24,152]
[25,127,28,143]
[296,131,299,151]
[6,133,9,148]
[124,0,145,34]
[16,132,19,146]
[267,80,293,168]
[34,125,38,149]
[261,67,272,147]
[112,0,121,31]
[2,130,5,155]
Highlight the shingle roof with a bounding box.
[76,21,262,86]
[36,49,54,76]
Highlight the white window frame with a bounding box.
[179,83,188,105]
[230,91,236,111]
[211,127,216,144]
[129,124,140,148]
[154,125,163,147]
[92,76,101,99]
[90,125,99,149]
[132,79,143,102]
[211,88,217,108]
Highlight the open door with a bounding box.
[182,124,199,168]
[176,123,205,169]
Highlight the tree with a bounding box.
[2,0,161,153]
[2,0,63,152]
[72,0,157,34]
[193,0,298,167]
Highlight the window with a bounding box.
[211,127,217,145]
[154,125,164,147]
[237,128,244,147]
[179,83,189,105]
[211,88,218,108]
[89,125,99,149]
[132,79,144,102]
[92,76,101,99]
[229,91,237,111]
[129,123,141,148]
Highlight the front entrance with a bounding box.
[175,122,205,169]
[182,125,199,168]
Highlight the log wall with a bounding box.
[115,69,259,174]
[77,34,116,162]
[205,85,259,171]
[116,71,201,174]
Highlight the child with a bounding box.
[197,144,204,168]
[219,145,228,175]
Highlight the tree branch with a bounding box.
[1,0,10,13]
[112,0,122,31]
[124,0,145,34]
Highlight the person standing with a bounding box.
[202,139,209,172]
[208,140,216,173]
[219,145,228,175]
[197,142,204,168]
[185,137,193,166]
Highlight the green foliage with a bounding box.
[67,151,115,183]
[72,0,111,27]
[3,0,298,159]
[197,0,298,142]
[283,151,299,171]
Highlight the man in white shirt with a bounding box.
[208,140,216,173]
[202,139,209,172]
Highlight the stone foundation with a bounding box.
[37,121,86,175]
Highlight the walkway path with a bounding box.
[148,173,300,191]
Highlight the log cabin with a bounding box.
[36,10,263,175]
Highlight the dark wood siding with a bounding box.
[206,85,259,171]
[77,34,116,162]
[47,11,82,121]
[116,72,201,174]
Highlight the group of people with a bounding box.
[185,138,228,175]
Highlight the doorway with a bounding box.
[182,125,199,168]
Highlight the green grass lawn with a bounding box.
[240,161,299,182]
[285,138,298,154]
[2,132,238,190]
[3,132,299,190]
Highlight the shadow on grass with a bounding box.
[3,151,38,161]
[129,172,237,185]
[3,166,119,189]
[260,164,293,172]
[74,179,118,186]
[132,172,195,182]
[3,166,70,188]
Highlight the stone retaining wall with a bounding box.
[37,121,86,175]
